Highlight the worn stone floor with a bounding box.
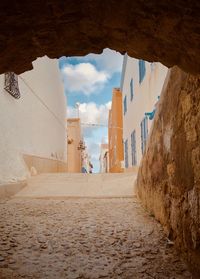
[0,197,194,279]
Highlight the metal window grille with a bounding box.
[4,72,20,99]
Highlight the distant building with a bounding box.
[99,143,109,173]
[121,54,168,171]
[108,88,124,173]
[0,56,67,184]
[67,118,82,173]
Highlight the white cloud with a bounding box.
[84,129,108,172]
[76,48,123,74]
[67,101,111,126]
[62,63,109,95]
[86,142,101,161]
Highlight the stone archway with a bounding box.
[0,1,199,74]
[0,0,200,274]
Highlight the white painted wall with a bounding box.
[121,55,168,169]
[67,118,81,173]
[0,56,67,184]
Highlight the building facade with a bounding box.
[121,54,168,171]
[0,56,67,184]
[108,88,124,173]
[99,143,109,173]
[67,118,82,173]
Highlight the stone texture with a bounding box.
[0,1,200,74]
[136,66,200,274]
[0,197,193,278]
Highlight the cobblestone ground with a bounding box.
[0,197,194,279]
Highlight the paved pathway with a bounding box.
[0,196,193,279]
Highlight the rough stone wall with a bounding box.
[136,67,200,272]
[0,1,200,74]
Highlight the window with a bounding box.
[141,117,148,154]
[123,95,127,115]
[124,139,128,168]
[139,60,146,84]
[130,78,134,101]
[131,130,137,166]
[4,72,20,99]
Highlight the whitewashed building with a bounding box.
[120,54,168,171]
[0,56,67,185]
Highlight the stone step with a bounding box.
[15,172,137,198]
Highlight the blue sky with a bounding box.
[59,49,123,172]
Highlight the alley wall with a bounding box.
[0,56,67,184]
[136,67,200,272]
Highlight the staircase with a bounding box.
[15,172,136,198]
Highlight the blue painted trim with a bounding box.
[130,78,134,101]
[139,60,146,84]
[145,109,156,120]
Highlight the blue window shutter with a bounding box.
[131,133,133,166]
[139,60,146,84]
[141,117,148,154]
[123,96,127,115]
[141,121,143,154]
[124,139,128,168]
[144,117,148,141]
[134,131,136,165]
[130,78,134,101]
[126,139,128,168]
[139,60,141,83]
[131,130,137,166]
[145,117,148,145]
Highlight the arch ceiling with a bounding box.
[0,1,200,74]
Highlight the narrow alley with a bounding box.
[0,2,200,278]
[0,174,193,279]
